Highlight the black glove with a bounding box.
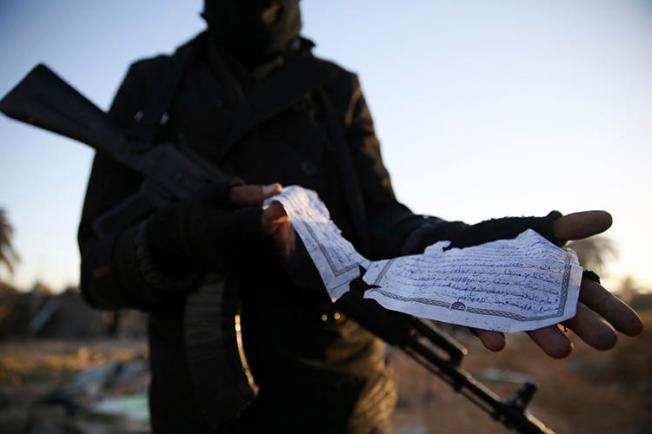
[145,183,263,277]
[446,211,563,249]
[405,211,563,255]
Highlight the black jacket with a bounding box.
[78,31,563,433]
[78,33,465,434]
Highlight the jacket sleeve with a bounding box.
[77,61,201,311]
[343,75,564,258]
[342,74,468,259]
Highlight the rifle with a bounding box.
[0,64,555,434]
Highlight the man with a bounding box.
[78,1,643,433]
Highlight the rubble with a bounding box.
[0,341,149,434]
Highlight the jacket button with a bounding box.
[320,311,343,323]
[300,161,318,176]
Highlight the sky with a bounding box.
[0,0,651,292]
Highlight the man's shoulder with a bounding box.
[308,53,361,109]
[120,33,361,108]
[289,36,359,89]
[308,51,357,83]
[127,33,202,80]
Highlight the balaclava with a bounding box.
[202,0,302,66]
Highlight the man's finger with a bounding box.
[262,202,288,235]
[552,210,612,241]
[579,279,643,336]
[476,330,506,351]
[527,326,573,358]
[268,219,295,262]
[230,183,282,206]
[275,221,295,260]
[563,302,617,350]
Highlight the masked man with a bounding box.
[78,1,643,433]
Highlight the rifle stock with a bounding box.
[1,64,230,235]
[0,64,128,162]
[1,64,555,434]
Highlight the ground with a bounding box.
[392,312,652,434]
[0,313,650,434]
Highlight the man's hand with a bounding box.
[228,183,282,206]
[476,211,644,357]
[262,201,295,261]
[229,183,295,261]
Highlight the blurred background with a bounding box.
[0,1,650,433]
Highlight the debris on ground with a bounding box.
[0,341,149,434]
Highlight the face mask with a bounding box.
[203,0,302,65]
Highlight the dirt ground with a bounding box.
[392,312,652,434]
[0,314,650,434]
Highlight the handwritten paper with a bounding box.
[265,186,370,300]
[266,186,583,332]
[363,231,582,332]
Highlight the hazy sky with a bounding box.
[1,0,651,291]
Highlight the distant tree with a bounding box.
[0,208,20,275]
[617,275,640,303]
[567,235,617,275]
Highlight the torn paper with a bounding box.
[363,230,583,332]
[265,186,369,300]
[266,186,582,332]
